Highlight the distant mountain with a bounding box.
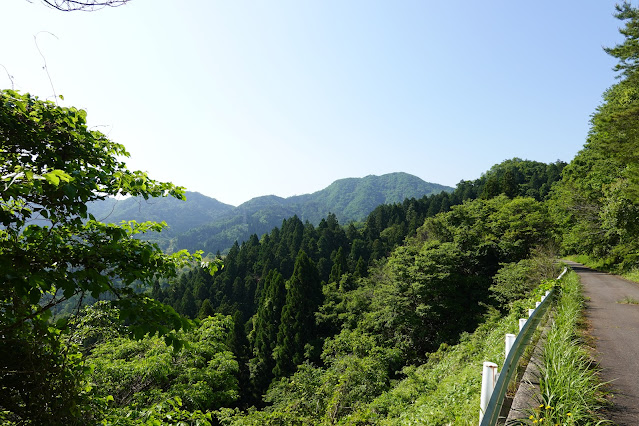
[89,173,452,254]
[178,173,452,254]
[86,192,235,250]
[284,172,450,224]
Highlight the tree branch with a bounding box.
[40,0,130,12]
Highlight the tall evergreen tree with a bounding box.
[248,270,286,396]
[273,251,322,378]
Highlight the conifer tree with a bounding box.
[328,247,348,284]
[249,270,286,394]
[273,251,322,378]
[198,299,215,319]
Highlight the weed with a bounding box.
[622,269,639,283]
[617,296,639,305]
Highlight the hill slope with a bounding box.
[178,173,452,254]
[86,192,235,250]
[284,172,451,224]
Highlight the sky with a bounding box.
[0,0,627,206]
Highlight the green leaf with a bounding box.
[56,318,68,329]
[43,171,60,186]
[62,184,77,199]
[28,288,41,304]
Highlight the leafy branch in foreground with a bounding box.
[0,89,203,423]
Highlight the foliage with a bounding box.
[491,246,559,309]
[219,280,553,425]
[551,2,639,272]
[0,317,94,425]
[346,196,552,363]
[217,329,401,425]
[86,313,239,412]
[355,241,484,362]
[273,251,322,377]
[365,307,519,425]
[248,270,286,397]
[102,396,215,426]
[0,90,203,423]
[477,158,566,201]
[491,259,540,308]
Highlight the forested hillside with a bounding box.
[86,191,235,250]
[2,2,639,425]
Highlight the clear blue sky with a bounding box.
[1,0,626,206]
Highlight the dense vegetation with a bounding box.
[150,173,560,415]
[0,89,207,424]
[550,2,639,274]
[2,2,639,424]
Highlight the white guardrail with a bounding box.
[478,267,568,426]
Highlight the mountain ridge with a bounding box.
[89,172,453,254]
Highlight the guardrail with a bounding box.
[478,267,567,426]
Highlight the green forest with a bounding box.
[2,2,639,425]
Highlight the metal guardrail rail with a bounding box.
[479,267,567,426]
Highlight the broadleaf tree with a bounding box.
[0,89,207,422]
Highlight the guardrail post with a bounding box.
[505,333,516,359]
[535,301,541,308]
[480,361,499,423]
[519,318,527,332]
[528,308,534,317]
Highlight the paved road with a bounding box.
[565,261,639,425]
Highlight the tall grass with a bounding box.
[622,269,639,283]
[531,271,610,425]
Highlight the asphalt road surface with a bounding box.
[565,261,639,425]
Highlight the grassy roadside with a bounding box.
[370,270,611,425]
[530,270,611,425]
[359,282,553,425]
[566,254,639,284]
